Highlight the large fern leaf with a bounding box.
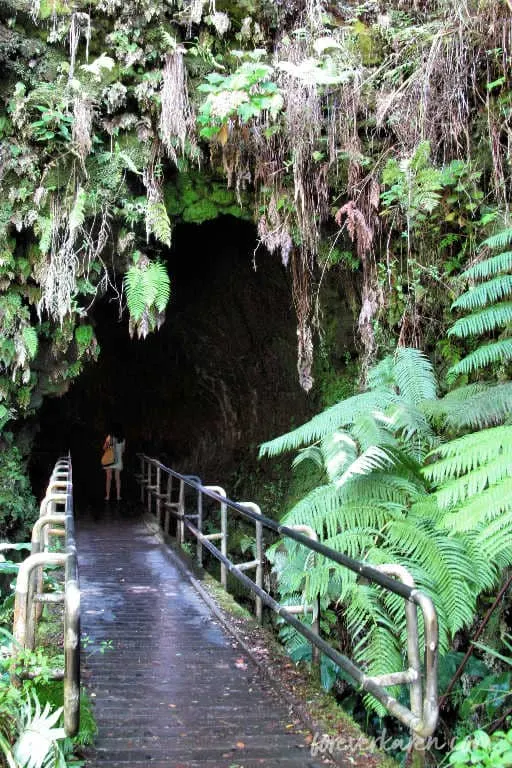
[124,265,145,321]
[143,261,170,311]
[460,251,512,281]
[393,347,437,404]
[424,426,512,486]
[479,228,512,252]
[259,389,399,457]
[436,382,512,430]
[448,301,512,338]
[451,275,512,311]
[448,340,512,377]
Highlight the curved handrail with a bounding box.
[136,453,438,752]
[12,455,80,737]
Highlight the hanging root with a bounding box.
[159,49,196,165]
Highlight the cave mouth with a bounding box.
[30,216,311,504]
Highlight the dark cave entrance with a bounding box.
[30,216,312,505]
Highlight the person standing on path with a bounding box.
[102,424,126,501]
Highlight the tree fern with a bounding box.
[434,382,512,431]
[448,302,512,338]
[451,275,512,311]
[448,227,512,376]
[448,339,512,377]
[263,345,512,713]
[393,346,437,405]
[479,227,512,252]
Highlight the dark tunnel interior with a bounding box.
[29,216,311,506]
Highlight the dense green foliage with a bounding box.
[0,0,510,415]
[0,437,38,541]
[261,233,512,758]
[1,0,512,761]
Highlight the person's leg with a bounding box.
[105,469,112,500]
[115,470,121,501]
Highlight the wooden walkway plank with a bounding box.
[77,508,329,767]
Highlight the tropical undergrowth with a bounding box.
[0,560,97,768]
[259,225,512,761]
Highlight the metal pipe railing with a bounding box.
[136,453,438,755]
[12,455,80,737]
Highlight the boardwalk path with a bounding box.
[77,507,325,768]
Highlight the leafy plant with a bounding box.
[448,227,512,377]
[123,252,171,339]
[261,346,512,714]
[448,728,512,767]
[197,52,284,140]
[0,439,38,542]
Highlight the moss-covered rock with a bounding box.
[165,171,250,225]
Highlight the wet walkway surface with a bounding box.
[77,507,324,768]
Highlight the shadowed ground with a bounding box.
[77,505,329,767]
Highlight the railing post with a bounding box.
[139,455,145,503]
[164,473,173,534]
[146,461,153,514]
[196,490,203,567]
[13,553,67,649]
[204,486,228,589]
[155,464,162,526]
[177,479,185,547]
[238,502,264,624]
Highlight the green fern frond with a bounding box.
[385,521,476,635]
[476,510,512,564]
[69,187,86,232]
[448,339,512,377]
[442,476,512,532]
[146,200,172,247]
[320,430,358,483]
[424,426,512,485]
[335,445,398,488]
[22,327,38,360]
[388,402,438,460]
[366,354,395,390]
[145,261,170,311]
[439,382,512,430]
[292,445,325,470]
[460,251,512,281]
[361,623,403,716]
[351,411,397,452]
[451,275,512,311]
[124,265,145,321]
[393,347,437,404]
[259,390,399,457]
[479,228,512,253]
[37,216,52,255]
[324,529,388,559]
[448,301,512,338]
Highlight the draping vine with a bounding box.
[0,0,510,423]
